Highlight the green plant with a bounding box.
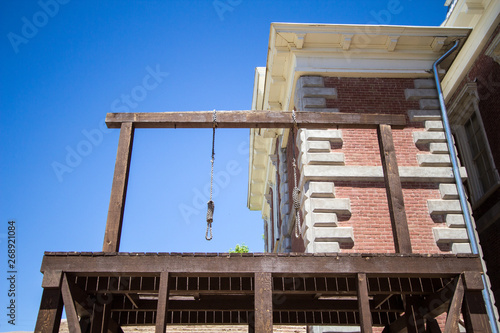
[229,243,249,253]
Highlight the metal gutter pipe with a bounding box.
[432,39,499,333]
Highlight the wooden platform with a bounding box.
[34,252,491,332]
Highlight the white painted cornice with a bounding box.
[441,0,500,100]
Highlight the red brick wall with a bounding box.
[334,182,445,254]
[308,77,446,254]
[324,77,420,117]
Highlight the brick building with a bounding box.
[248,0,500,331]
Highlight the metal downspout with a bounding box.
[433,40,499,333]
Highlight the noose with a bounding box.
[206,109,216,241]
[291,109,301,238]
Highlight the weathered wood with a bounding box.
[378,124,412,254]
[254,272,273,333]
[34,288,63,333]
[61,274,82,333]
[405,296,426,333]
[103,122,134,252]
[41,270,63,288]
[155,272,170,333]
[462,290,492,333]
[444,275,465,333]
[101,303,112,333]
[40,253,482,276]
[462,271,484,291]
[357,273,373,333]
[90,302,104,333]
[105,111,407,129]
[387,280,456,332]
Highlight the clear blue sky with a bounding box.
[0,1,448,331]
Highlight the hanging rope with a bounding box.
[206,109,217,241]
[291,109,301,238]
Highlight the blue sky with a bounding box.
[0,1,449,331]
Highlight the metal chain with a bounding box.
[206,109,217,241]
[291,109,301,238]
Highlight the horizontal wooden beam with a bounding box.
[41,253,481,277]
[105,111,406,129]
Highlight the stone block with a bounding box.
[306,181,335,198]
[408,109,441,122]
[302,165,466,183]
[299,76,324,87]
[305,129,343,142]
[303,153,345,166]
[312,212,338,227]
[419,99,440,110]
[452,243,472,254]
[314,242,340,253]
[425,120,444,131]
[308,198,351,214]
[303,97,326,108]
[405,89,438,100]
[417,154,451,167]
[446,214,465,227]
[430,143,449,154]
[314,227,354,243]
[428,200,462,215]
[439,184,458,199]
[413,131,446,144]
[307,141,331,152]
[414,79,436,89]
[433,227,469,243]
[302,87,338,98]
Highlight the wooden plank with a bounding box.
[155,272,170,333]
[103,122,135,252]
[405,296,426,333]
[462,291,492,333]
[90,302,104,333]
[357,273,373,333]
[34,288,63,333]
[378,124,412,254]
[444,275,465,333]
[105,111,407,129]
[61,274,82,333]
[40,254,483,276]
[254,272,273,333]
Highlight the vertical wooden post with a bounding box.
[103,122,135,252]
[461,272,492,333]
[34,288,63,333]
[35,271,63,333]
[377,124,412,253]
[61,274,82,333]
[254,272,273,333]
[357,273,373,333]
[156,272,170,333]
[444,275,465,333]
